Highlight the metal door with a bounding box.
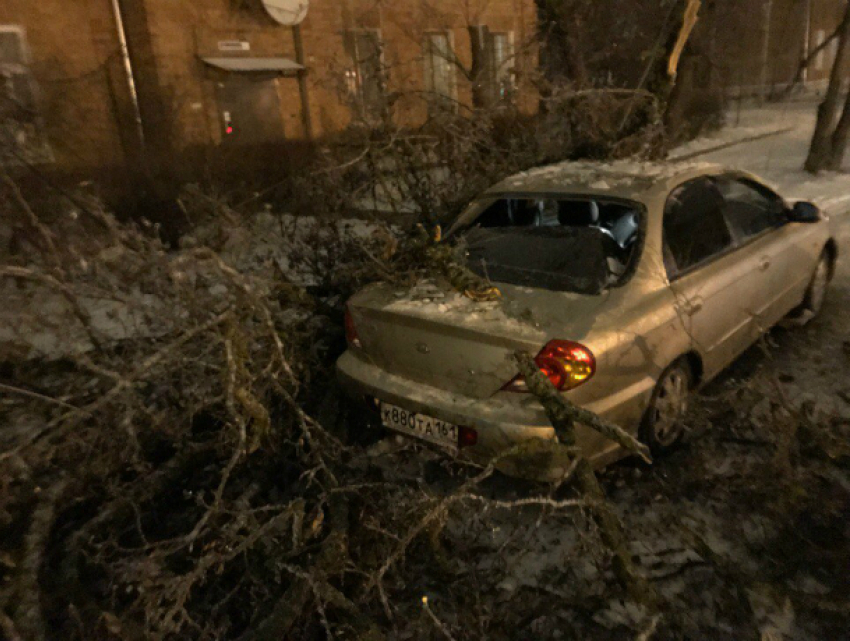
[216,75,285,145]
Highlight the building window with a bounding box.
[344,30,387,123]
[0,26,47,162]
[470,26,515,108]
[491,32,515,103]
[424,32,457,114]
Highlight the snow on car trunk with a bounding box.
[348,280,608,399]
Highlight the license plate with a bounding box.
[380,402,458,450]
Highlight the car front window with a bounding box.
[717,177,786,240]
[663,178,733,277]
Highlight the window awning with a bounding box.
[201,57,304,73]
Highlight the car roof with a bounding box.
[485,160,727,201]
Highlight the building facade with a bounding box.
[1,0,847,177]
[709,0,847,93]
[0,0,538,176]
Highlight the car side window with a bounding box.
[663,177,733,277]
[717,177,785,240]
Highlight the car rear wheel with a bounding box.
[641,360,692,455]
[803,252,831,319]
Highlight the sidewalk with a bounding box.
[671,99,850,216]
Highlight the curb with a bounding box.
[669,127,796,162]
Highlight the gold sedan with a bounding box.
[337,162,837,478]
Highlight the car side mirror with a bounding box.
[788,201,821,223]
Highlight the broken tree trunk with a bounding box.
[667,0,702,80]
[623,0,702,138]
[514,352,658,609]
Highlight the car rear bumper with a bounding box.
[336,350,655,478]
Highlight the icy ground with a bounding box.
[676,98,850,216]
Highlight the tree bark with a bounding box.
[514,352,658,609]
[805,3,850,173]
[642,0,702,134]
[828,87,850,169]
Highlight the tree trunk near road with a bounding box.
[828,90,850,169]
[805,3,850,173]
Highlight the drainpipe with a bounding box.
[109,0,146,153]
[292,24,314,141]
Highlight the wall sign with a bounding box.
[218,41,251,52]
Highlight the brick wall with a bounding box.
[711,0,847,92]
[0,0,537,176]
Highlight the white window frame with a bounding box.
[0,26,33,106]
[815,30,826,71]
[423,31,458,112]
[490,31,516,103]
[0,25,30,66]
[345,28,387,122]
[0,25,50,163]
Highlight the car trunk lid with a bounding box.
[348,281,607,399]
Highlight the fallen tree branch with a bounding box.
[11,478,71,641]
[515,351,659,610]
[514,352,652,464]
[667,0,701,79]
[0,382,79,411]
[244,498,359,641]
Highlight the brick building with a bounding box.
[0,0,538,176]
[708,0,848,93]
[0,0,132,172]
[1,0,847,178]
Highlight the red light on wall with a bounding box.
[225,125,234,135]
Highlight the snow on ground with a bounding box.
[672,98,850,216]
[0,212,383,360]
[212,211,381,284]
[669,99,803,162]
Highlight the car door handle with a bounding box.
[684,296,704,316]
[759,257,771,271]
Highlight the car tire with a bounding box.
[640,359,692,455]
[802,251,831,320]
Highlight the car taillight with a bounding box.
[502,340,595,393]
[344,305,361,348]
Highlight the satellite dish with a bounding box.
[261,0,309,26]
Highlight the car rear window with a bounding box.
[456,196,643,295]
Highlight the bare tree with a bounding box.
[805,3,850,173]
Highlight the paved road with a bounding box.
[689,101,850,417]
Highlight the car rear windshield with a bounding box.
[454,196,643,295]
